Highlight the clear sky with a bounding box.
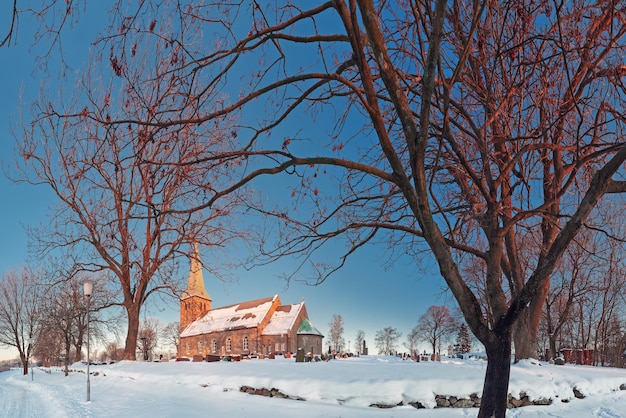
[0,2,454,361]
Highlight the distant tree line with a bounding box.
[0,262,182,374]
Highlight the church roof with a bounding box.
[180,295,278,338]
[262,303,303,336]
[182,243,211,301]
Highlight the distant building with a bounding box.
[558,348,594,366]
[178,245,323,358]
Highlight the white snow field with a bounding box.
[1,355,626,417]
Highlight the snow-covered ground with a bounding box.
[1,355,626,417]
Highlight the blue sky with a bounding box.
[0,2,454,360]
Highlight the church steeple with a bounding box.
[183,243,211,300]
[180,243,212,332]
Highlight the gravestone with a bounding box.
[296,348,305,363]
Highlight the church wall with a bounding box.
[180,296,211,331]
[179,327,262,358]
[261,330,298,355]
[297,334,323,355]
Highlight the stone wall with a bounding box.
[236,383,626,410]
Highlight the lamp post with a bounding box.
[83,280,93,402]
[141,336,147,361]
[28,338,33,381]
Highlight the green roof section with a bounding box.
[298,317,323,336]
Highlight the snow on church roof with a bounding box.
[262,303,303,336]
[181,295,278,338]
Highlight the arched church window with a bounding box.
[186,342,190,355]
[211,339,217,354]
[226,338,232,352]
[243,336,249,351]
[198,340,203,354]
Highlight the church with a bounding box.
[178,246,324,358]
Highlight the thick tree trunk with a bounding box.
[478,332,512,418]
[513,311,537,361]
[123,304,140,360]
[513,278,550,361]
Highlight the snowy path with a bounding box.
[0,376,49,417]
[0,371,91,418]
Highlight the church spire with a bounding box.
[182,243,211,301]
[180,243,212,336]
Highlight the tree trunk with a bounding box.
[123,304,140,360]
[478,332,512,418]
[513,278,550,361]
[64,340,71,377]
[548,333,558,362]
[20,352,29,376]
[545,306,557,361]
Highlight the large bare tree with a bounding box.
[12,12,245,359]
[7,1,626,416]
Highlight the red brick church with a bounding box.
[178,246,324,358]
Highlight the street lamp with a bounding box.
[83,280,93,402]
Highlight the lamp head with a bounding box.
[83,280,93,298]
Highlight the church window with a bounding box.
[198,340,203,354]
[186,342,190,355]
[211,339,217,353]
[274,342,279,352]
[226,338,232,352]
[243,336,249,351]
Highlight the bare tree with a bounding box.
[33,327,64,367]
[138,318,160,361]
[161,321,180,358]
[354,330,366,355]
[10,1,626,416]
[41,278,84,376]
[328,314,345,353]
[541,238,596,361]
[414,306,458,356]
[1,0,79,48]
[0,267,45,375]
[39,266,115,375]
[101,341,125,363]
[405,327,420,356]
[374,327,402,355]
[12,12,245,359]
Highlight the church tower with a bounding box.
[180,243,212,331]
